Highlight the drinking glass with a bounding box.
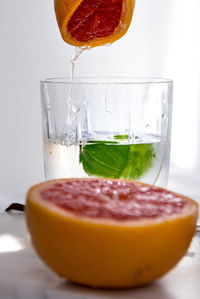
[40,77,173,187]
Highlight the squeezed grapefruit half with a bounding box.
[54,0,136,47]
[26,178,198,288]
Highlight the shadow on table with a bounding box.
[56,280,176,299]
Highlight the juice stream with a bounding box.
[66,47,84,125]
[66,47,91,142]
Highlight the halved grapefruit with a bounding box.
[26,178,198,288]
[54,0,136,47]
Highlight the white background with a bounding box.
[0,0,200,195]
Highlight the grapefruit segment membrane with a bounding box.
[26,178,198,288]
[54,0,136,47]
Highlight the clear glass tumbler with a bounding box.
[40,77,173,187]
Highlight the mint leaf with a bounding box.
[80,141,156,180]
[114,134,129,140]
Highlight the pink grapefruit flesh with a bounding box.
[41,179,188,220]
[67,0,123,42]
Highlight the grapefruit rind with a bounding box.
[54,0,135,47]
[26,178,198,288]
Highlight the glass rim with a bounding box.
[40,76,173,85]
